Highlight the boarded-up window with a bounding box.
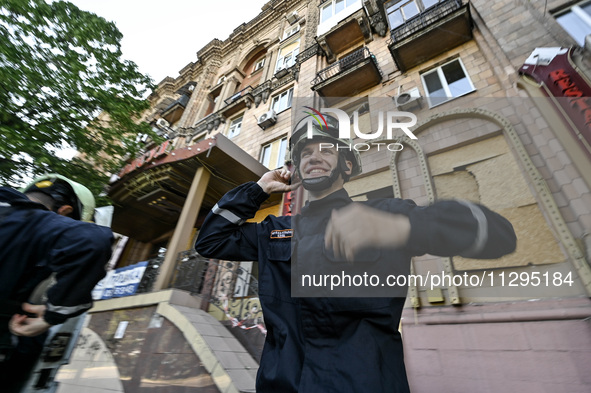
[428,135,564,270]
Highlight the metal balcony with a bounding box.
[316,6,372,63]
[223,85,253,106]
[221,85,254,117]
[387,0,472,73]
[161,93,190,124]
[312,47,382,100]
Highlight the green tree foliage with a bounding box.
[0,0,158,203]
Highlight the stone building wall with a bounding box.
[106,0,591,391]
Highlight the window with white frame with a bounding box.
[276,39,300,72]
[253,57,265,72]
[271,87,294,113]
[555,1,591,46]
[421,58,475,107]
[261,137,288,169]
[227,116,243,139]
[385,0,441,29]
[283,24,300,40]
[320,0,361,24]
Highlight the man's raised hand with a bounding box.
[257,168,301,194]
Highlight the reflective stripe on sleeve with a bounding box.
[212,203,246,225]
[47,302,92,315]
[457,200,488,257]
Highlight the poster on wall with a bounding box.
[92,261,148,300]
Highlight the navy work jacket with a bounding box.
[0,187,112,326]
[195,182,516,393]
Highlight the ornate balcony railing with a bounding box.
[312,46,380,86]
[390,0,463,44]
[296,43,322,64]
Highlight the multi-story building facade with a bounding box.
[54,1,591,392]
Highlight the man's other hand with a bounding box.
[9,303,51,337]
[325,204,411,262]
[257,168,301,194]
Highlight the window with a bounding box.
[276,39,300,72]
[421,58,475,107]
[344,99,371,139]
[205,88,221,116]
[320,0,360,24]
[261,137,288,169]
[283,24,300,40]
[227,116,242,139]
[191,132,207,145]
[386,0,441,29]
[254,57,265,72]
[271,87,294,113]
[555,2,591,46]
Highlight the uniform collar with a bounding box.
[0,186,49,210]
[300,188,352,216]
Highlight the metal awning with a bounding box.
[108,134,279,242]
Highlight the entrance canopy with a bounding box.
[108,134,279,242]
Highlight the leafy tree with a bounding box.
[0,0,158,204]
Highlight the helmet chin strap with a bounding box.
[302,168,341,191]
[301,157,349,191]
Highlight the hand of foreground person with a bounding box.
[257,167,301,194]
[325,203,411,262]
[9,303,51,337]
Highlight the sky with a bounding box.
[67,0,270,84]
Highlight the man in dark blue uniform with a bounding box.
[196,115,517,392]
[0,174,113,392]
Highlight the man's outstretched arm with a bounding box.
[325,199,516,261]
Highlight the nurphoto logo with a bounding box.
[302,106,418,152]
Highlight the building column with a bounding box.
[154,166,211,290]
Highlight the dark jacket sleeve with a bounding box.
[44,223,113,325]
[195,182,270,261]
[402,199,516,259]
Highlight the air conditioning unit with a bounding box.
[156,118,170,128]
[258,110,277,129]
[394,87,422,111]
[286,11,298,25]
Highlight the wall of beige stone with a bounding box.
[140,0,591,303]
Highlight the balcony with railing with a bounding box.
[311,46,382,100]
[387,0,472,72]
[160,93,190,125]
[316,1,372,63]
[220,85,254,117]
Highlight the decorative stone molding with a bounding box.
[383,136,458,307]
[303,0,321,49]
[379,107,591,302]
[252,80,272,108]
[296,43,322,64]
[370,11,388,37]
[356,14,373,43]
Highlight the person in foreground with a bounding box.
[0,174,113,392]
[196,115,517,393]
